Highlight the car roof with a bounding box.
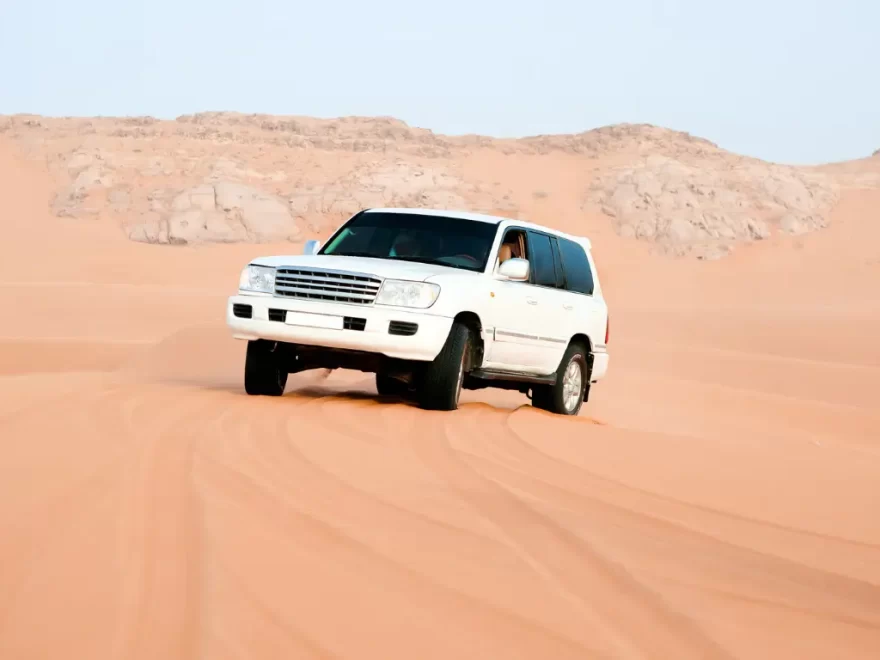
[364,207,504,225]
[362,207,592,249]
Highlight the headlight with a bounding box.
[239,264,275,293]
[375,279,440,308]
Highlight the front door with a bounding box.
[483,276,543,371]
[482,228,570,374]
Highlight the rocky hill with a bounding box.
[0,112,863,258]
[586,154,839,259]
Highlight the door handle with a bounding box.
[526,297,538,305]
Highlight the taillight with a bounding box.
[604,314,610,345]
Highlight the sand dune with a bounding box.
[1,123,879,660]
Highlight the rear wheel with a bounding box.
[532,342,589,415]
[417,321,471,411]
[244,340,288,396]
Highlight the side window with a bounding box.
[558,238,594,295]
[496,228,528,267]
[549,237,565,288]
[527,231,558,288]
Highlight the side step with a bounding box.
[467,368,557,385]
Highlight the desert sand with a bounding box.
[1,115,879,659]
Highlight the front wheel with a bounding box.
[417,321,471,411]
[244,340,288,396]
[532,342,589,415]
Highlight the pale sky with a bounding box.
[1,0,877,165]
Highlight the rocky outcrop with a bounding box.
[284,161,516,232]
[122,159,519,243]
[2,112,871,258]
[127,182,300,245]
[587,154,840,258]
[516,123,720,158]
[51,163,115,217]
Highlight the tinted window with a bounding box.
[528,232,558,287]
[320,211,498,273]
[549,237,565,288]
[558,238,594,294]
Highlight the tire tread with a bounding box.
[417,322,470,411]
[244,340,287,396]
[532,341,589,415]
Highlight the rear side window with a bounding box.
[528,232,559,288]
[558,238,594,295]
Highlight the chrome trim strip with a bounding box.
[539,336,568,344]
[275,272,381,287]
[274,265,384,304]
[276,265,384,281]
[275,280,380,294]
[494,329,567,344]
[275,285,376,301]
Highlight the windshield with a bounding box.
[319,211,499,272]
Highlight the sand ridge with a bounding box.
[0,125,879,659]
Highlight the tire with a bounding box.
[244,340,288,396]
[532,342,589,415]
[417,321,470,411]
[376,373,409,397]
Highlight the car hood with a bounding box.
[250,254,477,282]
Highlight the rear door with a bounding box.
[521,230,574,373]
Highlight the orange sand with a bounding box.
[1,138,879,659]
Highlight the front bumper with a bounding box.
[226,294,453,362]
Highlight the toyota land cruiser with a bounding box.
[226,208,609,414]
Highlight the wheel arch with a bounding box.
[569,332,593,352]
[453,311,484,369]
[568,333,595,383]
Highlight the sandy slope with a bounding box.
[1,138,879,660]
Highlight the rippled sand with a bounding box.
[1,141,879,659]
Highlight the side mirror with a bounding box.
[498,257,530,281]
[303,239,322,255]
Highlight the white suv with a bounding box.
[226,208,609,414]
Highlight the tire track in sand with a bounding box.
[452,406,880,651]
[498,408,880,573]
[193,391,609,659]
[196,438,605,658]
[106,382,226,660]
[0,384,132,629]
[413,406,735,660]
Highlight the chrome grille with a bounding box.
[274,267,382,305]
